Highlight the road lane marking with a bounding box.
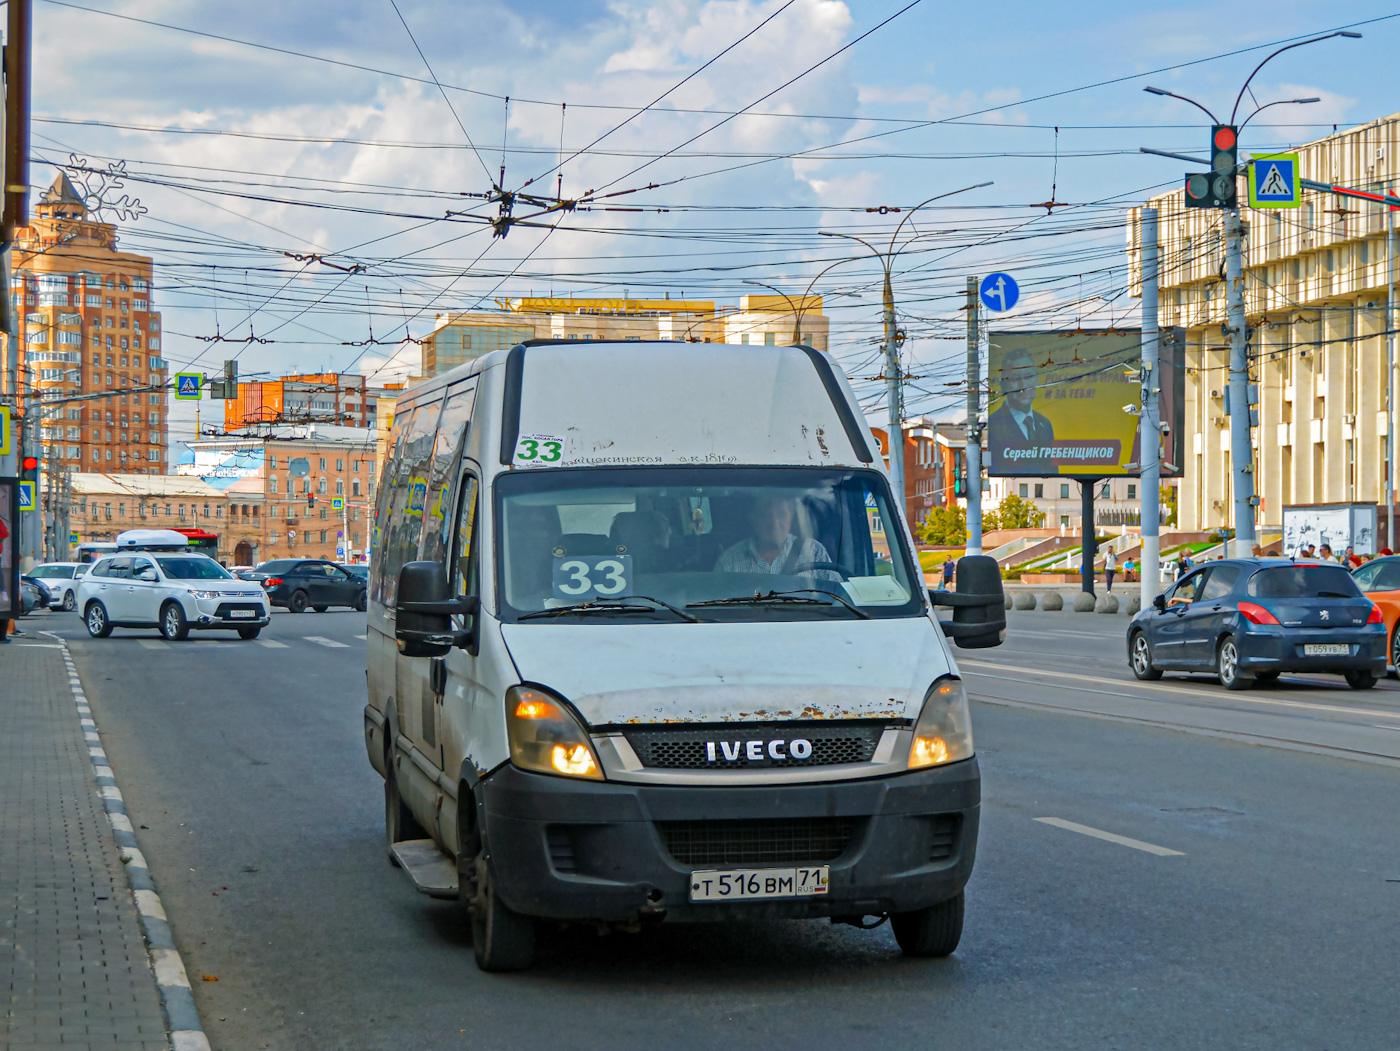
[355,633,366,639]
[960,661,1400,722]
[257,639,289,649]
[138,640,169,650]
[304,635,349,648]
[1035,817,1184,856]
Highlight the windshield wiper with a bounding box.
[518,595,699,623]
[1315,590,1356,599]
[687,588,870,619]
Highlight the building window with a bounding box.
[352,460,360,473]
[320,507,327,520]
[1127,484,1137,499]
[318,478,327,493]
[764,332,776,346]
[1060,484,1069,499]
[270,476,278,493]
[335,480,344,495]
[269,455,277,468]
[319,457,326,470]
[320,530,327,543]
[740,334,749,344]
[1019,484,1028,498]
[352,480,360,497]
[1034,483,1044,498]
[336,458,343,471]
[1060,515,1070,528]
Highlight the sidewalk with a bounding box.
[1,638,170,1050]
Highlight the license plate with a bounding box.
[689,865,829,902]
[228,609,257,619]
[1304,643,1349,656]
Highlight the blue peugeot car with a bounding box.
[1127,558,1385,690]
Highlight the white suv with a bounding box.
[78,552,271,640]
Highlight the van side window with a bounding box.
[370,403,415,605]
[377,397,442,607]
[452,475,481,603]
[422,383,476,567]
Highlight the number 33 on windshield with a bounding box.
[514,435,564,464]
[552,554,633,600]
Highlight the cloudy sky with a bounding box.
[28,0,1400,442]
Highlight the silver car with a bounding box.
[77,552,271,640]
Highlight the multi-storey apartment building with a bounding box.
[421,295,831,374]
[223,372,403,430]
[5,173,169,473]
[1130,112,1400,535]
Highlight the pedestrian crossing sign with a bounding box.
[174,373,203,400]
[18,480,35,512]
[1248,153,1301,209]
[331,497,344,510]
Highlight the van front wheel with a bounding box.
[469,857,536,973]
[891,891,964,957]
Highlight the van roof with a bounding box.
[401,341,876,470]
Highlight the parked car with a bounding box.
[28,562,85,611]
[229,566,261,581]
[1128,558,1385,690]
[250,558,366,613]
[77,551,271,640]
[1350,555,1400,671]
[19,575,51,616]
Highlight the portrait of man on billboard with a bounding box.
[988,347,1055,470]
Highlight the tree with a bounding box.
[983,493,1046,531]
[918,505,967,546]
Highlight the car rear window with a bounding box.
[1247,565,1362,599]
[257,560,296,573]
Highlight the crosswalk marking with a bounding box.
[304,636,349,649]
[355,633,367,640]
[258,639,290,649]
[137,639,169,650]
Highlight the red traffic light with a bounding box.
[1213,126,1237,151]
[21,455,39,471]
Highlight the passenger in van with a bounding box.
[714,495,840,582]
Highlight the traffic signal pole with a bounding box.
[1139,208,1162,606]
[965,276,982,556]
[1224,206,1255,556]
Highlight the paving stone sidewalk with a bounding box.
[1,639,169,1050]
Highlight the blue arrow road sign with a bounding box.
[979,272,1019,312]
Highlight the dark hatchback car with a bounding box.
[1127,558,1385,690]
[249,558,367,613]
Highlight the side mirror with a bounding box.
[1152,593,1167,612]
[138,568,158,582]
[395,561,477,658]
[928,554,1007,649]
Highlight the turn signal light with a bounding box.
[1367,604,1384,624]
[1237,601,1280,625]
[514,698,558,720]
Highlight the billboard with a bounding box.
[1281,503,1376,557]
[174,448,265,494]
[986,328,1184,478]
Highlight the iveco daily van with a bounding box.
[365,340,1005,971]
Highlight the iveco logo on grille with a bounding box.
[706,739,813,763]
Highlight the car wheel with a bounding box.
[1130,631,1162,680]
[1390,627,1400,677]
[160,602,190,641]
[355,589,367,613]
[1217,635,1252,690]
[288,590,308,614]
[313,605,328,613]
[237,626,261,640]
[61,590,76,612]
[1345,670,1377,690]
[891,891,964,957]
[468,853,536,972]
[84,602,112,639]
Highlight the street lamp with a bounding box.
[818,181,992,512]
[742,255,863,346]
[1141,30,1358,557]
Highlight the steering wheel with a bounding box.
[791,561,851,580]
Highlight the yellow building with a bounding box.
[422,295,830,375]
[5,173,170,474]
[1130,113,1400,533]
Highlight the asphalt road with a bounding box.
[35,605,1400,1050]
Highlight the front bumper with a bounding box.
[477,758,980,924]
[188,597,271,629]
[1238,627,1385,674]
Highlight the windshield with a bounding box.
[495,467,922,622]
[1247,565,1361,599]
[157,557,232,581]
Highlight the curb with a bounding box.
[47,633,212,1051]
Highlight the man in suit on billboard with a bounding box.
[989,347,1056,473]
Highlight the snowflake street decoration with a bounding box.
[60,154,148,222]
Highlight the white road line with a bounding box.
[137,639,169,650]
[1035,817,1185,856]
[303,635,349,649]
[258,639,290,649]
[355,633,367,640]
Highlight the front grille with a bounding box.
[929,814,959,861]
[623,722,887,770]
[660,817,858,867]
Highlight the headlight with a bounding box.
[187,589,220,600]
[908,677,975,769]
[504,685,602,780]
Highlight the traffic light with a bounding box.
[307,494,316,508]
[1185,125,1238,208]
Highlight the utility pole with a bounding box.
[1389,201,1396,549]
[1140,208,1162,605]
[882,265,904,518]
[1224,206,1254,556]
[965,276,982,556]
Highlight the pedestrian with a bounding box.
[1123,557,1135,582]
[1251,543,1263,558]
[1103,549,1117,592]
[1381,547,1394,557]
[1318,543,1336,562]
[1344,546,1362,568]
[941,555,956,589]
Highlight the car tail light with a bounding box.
[264,577,283,587]
[1367,604,1384,624]
[1237,601,1280,625]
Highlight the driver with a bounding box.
[714,495,840,582]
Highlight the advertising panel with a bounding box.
[986,328,1183,478]
[1282,503,1377,557]
[175,447,265,495]
[0,480,17,620]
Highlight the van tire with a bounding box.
[891,891,964,957]
[384,758,426,863]
[288,590,308,614]
[160,602,190,641]
[469,856,536,972]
